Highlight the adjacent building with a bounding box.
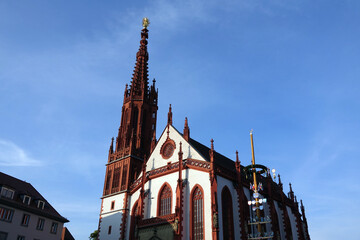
[97,20,311,240]
[0,172,69,240]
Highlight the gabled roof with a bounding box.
[0,171,68,223]
[147,123,240,173]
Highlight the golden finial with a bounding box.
[142,18,150,29]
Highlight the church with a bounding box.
[97,19,311,240]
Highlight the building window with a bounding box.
[23,195,31,205]
[36,218,45,230]
[0,232,8,240]
[191,186,204,240]
[152,112,156,118]
[129,201,139,240]
[120,164,128,190]
[158,183,172,216]
[17,236,25,240]
[37,200,45,209]
[50,222,58,234]
[221,186,234,240]
[111,167,121,192]
[21,214,30,226]
[0,187,14,199]
[111,201,115,210]
[105,169,112,192]
[0,207,14,222]
[108,225,112,234]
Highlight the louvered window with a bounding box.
[192,187,204,240]
[111,167,120,193]
[105,169,112,191]
[159,185,171,216]
[121,164,128,190]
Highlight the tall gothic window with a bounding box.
[121,164,128,190]
[222,186,234,240]
[111,167,120,193]
[129,201,139,240]
[158,184,172,216]
[191,186,204,240]
[105,169,112,192]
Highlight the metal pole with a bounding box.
[250,130,262,235]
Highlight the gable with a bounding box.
[146,125,206,171]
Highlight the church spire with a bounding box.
[183,117,190,141]
[278,174,283,190]
[129,19,150,99]
[109,137,114,154]
[104,19,158,197]
[289,183,295,201]
[168,104,173,125]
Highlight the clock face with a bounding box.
[160,140,176,159]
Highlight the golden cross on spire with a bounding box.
[142,18,150,29]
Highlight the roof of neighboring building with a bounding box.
[0,171,68,223]
[61,227,75,240]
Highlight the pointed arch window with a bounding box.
[111,167,120,193]
[121,164,128,190]
[129,201,139,240]
[158,184,172,216]
[222,186,234,240]
[191,186,204,240]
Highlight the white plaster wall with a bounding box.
[102,194,125,214]
[123,168,212,239]
[182,169,211,240]
[145,171,179,218]
[99,193,125,240]
[125,189,140,238]
[287,206,298,240]
[274,201,285,240]
[217,176,241,240]
[147,125,206,172]
[0,204,64,240]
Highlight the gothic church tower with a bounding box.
[102,21,157,201]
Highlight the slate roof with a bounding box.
[188,138,238,171]
[167,125,238,171]
[0,171,68,223]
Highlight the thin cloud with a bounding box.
[0,139,42,166]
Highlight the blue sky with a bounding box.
[1,0,359,239]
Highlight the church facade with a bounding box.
[97,22,310,240]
